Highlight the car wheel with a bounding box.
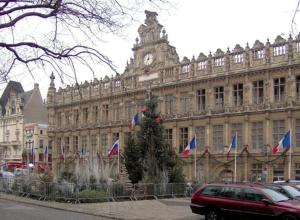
[205,210,221,220]
[281,214,298,220]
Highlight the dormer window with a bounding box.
[233,53,244,64]
[181,64,190,73]
[115,80,121,88]
[273,45,286,56]
[104,82,109,89]
[254,49,264,59]
[214,57,224,67]
[197,61,207,70]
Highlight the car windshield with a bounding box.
[261,188,289,202]
[282,185,300,197]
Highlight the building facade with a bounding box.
[48,11,300,182]
[0,82,48,164]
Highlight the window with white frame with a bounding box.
[215,86,224,108]
[102,104,109,122]
[179,127,188,153]
[251,163,263,182]
[113,103,121,121]
[197,89,206,111]
[83,107,88,123]
[272,120,285,146]
[81,135,87,154]
[104,82,110,89]
[180,92,190,113]
[273,164,285,182]
[92,106,98,122]
[233,53,244,64]
[164,129,173,149]
[181,64,190,73]
[214,57,224,67]
[297,42,300,52]
[195,126,205,148]
[213,125,224,150]
[251,122,263,149]
[101,133,108,154]
[273,45,286,56]
[231,123,243,147]
[296,76,300,99]
[165,94,175,115]
[197,61,207,70]
[125,101,133,120]
[253,80,264,104]
[233,83,243,106]
[274,77,285,102]
[296,119,300,148]
[254,49,264,59]
[115,80,121,88]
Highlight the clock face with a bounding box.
[144,53,153,65]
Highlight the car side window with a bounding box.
[202,186,221,196]
[219,187,242,200]
[243,188,264,202]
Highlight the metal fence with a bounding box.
[0,177,200,203]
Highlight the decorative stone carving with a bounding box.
[197,52,207,61]
[252,40,264,49]
[232,44,244,53]
[214,48,224,57]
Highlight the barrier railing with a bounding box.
[0,177,200,203]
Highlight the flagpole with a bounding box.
[118,141,120,176]
[194,138,197,179]
[234,132,237,183]
[289,129,292,180]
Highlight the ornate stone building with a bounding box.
[0,82,48,163]
[47,11,300,182]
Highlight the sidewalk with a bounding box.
[0,193,198,220]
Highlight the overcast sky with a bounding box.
[7,0,300,99]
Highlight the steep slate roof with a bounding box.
[21,90,34,106]
[0,81,24,115]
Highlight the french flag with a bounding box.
[182,136,197,157]
[130,113,140,130]
[272,130,291,154]
[107,139,120,157]
[227,134,237,159]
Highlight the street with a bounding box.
[0,199,110,220]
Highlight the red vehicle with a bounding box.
[191,183,300,220]
[5,161,26,171]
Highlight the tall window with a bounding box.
[125,101,133,119]
[101,134,108,155]
[179,127,188,153]
[91,135,97,155]
[296,119,300,147]
[251,164,263,182]
[195,126,205,148]
[253,80,264,104]
[213,125,224,150]
[102,104,109,122]
[164,129,173,148]
[81,136,87,154]
[231,123,243,147]
[180,92,190,114]
[233,83,243,106]
[83,107,88,123]
[65,111,71,126]
[57,137,61,155]
[113,132,119,142]
[165,95,175,115]
[197,89,206,111]
[274,77,285,102]
[272,120,285,146]
[252,122,263,149]
[113,103,120,121]
[215,86,224,108]
[254,49,264,59]
[273,164,285,182]
[92,106,98,123]
[73,136,78,153]
[297,42,300,52]
[39,139,44,148]
[74,109,79,127]
[273,45,286,56]
[295,163,300,180]
[65,137,70,154]
[57,112,62,127]
[296,76,300,99]
[124,132,130,147]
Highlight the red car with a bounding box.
[191,183,300,220]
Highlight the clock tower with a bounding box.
[124,10,179,76]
